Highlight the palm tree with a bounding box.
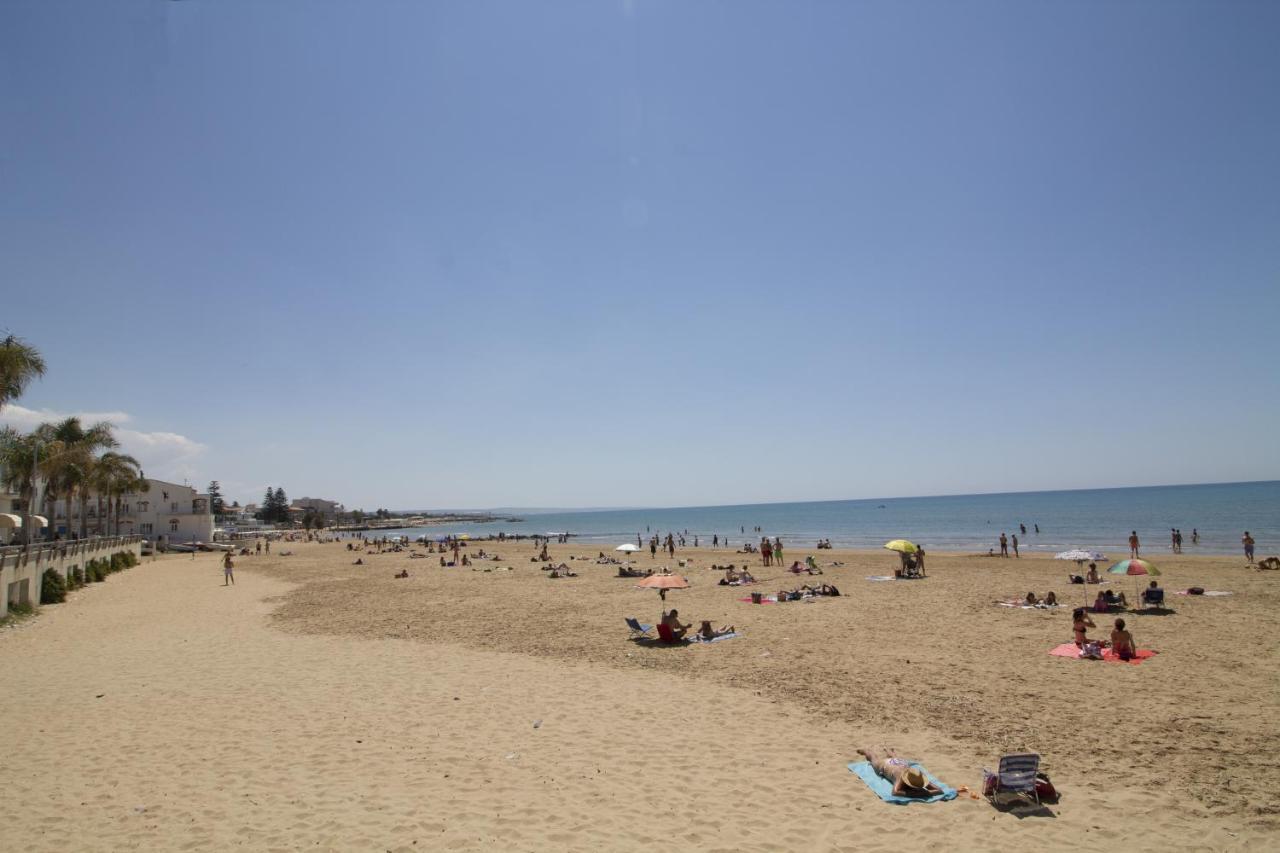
[91,451,143,536]
[0,427,41,545]
[0,334,46,408]
[39,418,119,538]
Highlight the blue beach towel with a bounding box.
[847,761,957,804]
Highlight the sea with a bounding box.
[383,481,1279,556]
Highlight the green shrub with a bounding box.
[71,566,86,588]
[87,559,105,582]
[41,568,67,604]
[109,553,124,573]
[8,601,34,617]
[126,550,139,567]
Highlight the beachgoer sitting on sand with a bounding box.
[740,568,756,584]
[1045,591,1058,606]
[856,746,943,798]
[698,620,735,640]
[353,558,364,565]
[661,610,691,640]
[1025,592,1040,605]
[1111,618,1136,661]
[1073,608,1107,647]
[1086,563,1101,584]
[805,555,823,574]
[394,569,409,579]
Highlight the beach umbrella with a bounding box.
[615,543,640,553]
[1056,550,1107,607]
[636,573,689,619]
[1055,549,1105,564]
[1107,558,1161,600]
[883,540,917,554]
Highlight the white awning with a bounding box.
[0,513,21,528]
[31,515,49,527]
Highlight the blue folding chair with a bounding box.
[984,753,1041,805]
[625,617,653,639]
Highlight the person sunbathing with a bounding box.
[1025,592,1040,605]
[1044,591,1058,606]
[1111,618,1136,661]
[698,620,735,640]
[856,746,943,798]
[661,610,691,640]
[1086,563,1101,584]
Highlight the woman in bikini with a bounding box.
[1073,608,1104,647]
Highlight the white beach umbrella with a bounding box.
[1055,549,1106,563]
[1055,550,1107,609]
[616,543,640,553]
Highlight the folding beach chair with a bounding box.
[983,753,1041,806]
[1141,587,1165,609]
[625,617,653,639]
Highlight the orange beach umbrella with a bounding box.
[636,573,689,619]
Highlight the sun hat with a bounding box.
[901,767,928,790]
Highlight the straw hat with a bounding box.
[901,767,928,790]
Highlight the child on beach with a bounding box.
[1111,618,1136,661]
[223,553,235,586]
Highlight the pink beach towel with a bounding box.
[1048,642,1157,665]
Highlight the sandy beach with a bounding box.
[2,541,1276,851]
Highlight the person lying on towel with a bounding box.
[857,746,943,797]
[698,620,735,640]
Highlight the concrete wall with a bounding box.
[0,536,143,619]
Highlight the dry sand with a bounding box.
[1,540,1277,851]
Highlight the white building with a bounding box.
[291,497,344,520]
[116,479,214,546]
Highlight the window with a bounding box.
[140,523,153,535]
[171,502,179,513]
[139,501,149,512]
[169,519,179,532]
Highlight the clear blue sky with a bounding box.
[2,0,1278,510]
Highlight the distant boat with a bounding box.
[877,504,886,509]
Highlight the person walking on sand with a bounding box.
[999,532,1008,557]
[1128,531,1139,559]
[1243,531,1255,564]
[1011,533,1019,558]
[223,552,235,586]
[256,539,262,555]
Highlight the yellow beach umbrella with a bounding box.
[883,539,918,554]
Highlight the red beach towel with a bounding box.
[1048,643,1157,665]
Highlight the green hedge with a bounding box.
[40,568,67,604]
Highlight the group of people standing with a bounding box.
[758,536,785,566]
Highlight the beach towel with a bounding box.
[998,602,1061,610]
[691,631,740,643]
[739,596,777,604]
[847,761,956,805]
[866,576,897,582]
[1174,590,1232,597]
[1048,642,1157,665]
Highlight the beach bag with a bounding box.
[1035,773,1059,801]
[1188,587,1205,595]
[1080,642,1103,660]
